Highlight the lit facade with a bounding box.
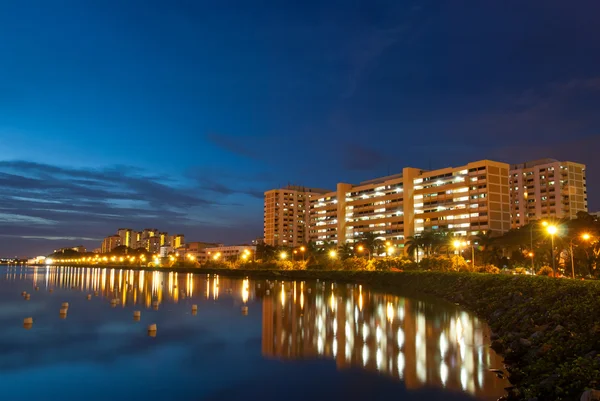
[264,185,330,247]
[307,160,511,248]
[510,159,587,227]
[203,245,256,261]
[101,235,121,253]
[117,228,133,248]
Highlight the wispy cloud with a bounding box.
[0,161,264,255]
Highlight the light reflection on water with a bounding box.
[2,265,507,401]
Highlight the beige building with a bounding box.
[308,160,511,248]
[509,159,587,227]
[263,185,330,247]
[101,235,121,253]
[117,228,133,248]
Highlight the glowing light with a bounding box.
[547,225,558,235]
[582,233,591,241]
[329,250,337,259]
[397,328,405,348]
[242,278,249,303]
[386,302,394,322]
[280,252,287,260]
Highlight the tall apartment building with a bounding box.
[263,185,330,247]
[509,159,587,227]
[170,234,185,249]
[307,160,510,247]
[101,235,121,253]
[117,228,133,248]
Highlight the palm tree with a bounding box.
[420,230,437,257]
[338,243,354,260]
[359,232,384,256]
[405,235,425,262]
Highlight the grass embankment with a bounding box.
[51,264,600,400]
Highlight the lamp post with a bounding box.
[329,250,337,259]
[280,251,287,260]
[528,252,534,274]
[300,246,306,261]
[546,225,558,277]
[453,240,467,269]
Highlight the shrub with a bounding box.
[342,257,371,271]
[371,256,417,271]
[475,264,501,274]
[420,255,468,272]
[537,265,554,276]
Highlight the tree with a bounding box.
[338,243,354,260]
[405,235,425,262]
[473,230,496,264]
[358,232,383,256]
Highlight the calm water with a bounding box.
[0,265,507,401]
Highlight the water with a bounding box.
[0,265,507,400]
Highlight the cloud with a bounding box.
[0,160,265,255]
[205,132,262,160]
[341,143,389,171]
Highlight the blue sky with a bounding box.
[1,0,600,256]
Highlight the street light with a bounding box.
[280,252,287,260]
[453,240,469,269]
[299,246,306,261]
[546,225,558,277]
[528,252,534,274]
[357,245,371,260]
[387,246,395,256]
[329,250,337,259]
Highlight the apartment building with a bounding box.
[307,160,510,247]
[263,185,330,247]
[117,228,133,248]
[510,159,587,227]
[101,235,121,253]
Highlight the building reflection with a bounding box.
[3,266,506,397]
[261,281,506,398]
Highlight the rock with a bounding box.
[529,330,544,341]
[539,374,560,392]
[519,338,532,347]
[580,389,600,401]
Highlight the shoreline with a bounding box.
[17,264,600,400]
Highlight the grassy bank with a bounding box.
[46,264,600,400]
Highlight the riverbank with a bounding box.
[37,265,600,400]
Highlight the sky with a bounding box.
[1,0,600,257]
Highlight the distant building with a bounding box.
[102,235,121,253]
[264,185,330,247]
[159,246,173,258]
[117,228,134,248]
[73,245,86,253]
[184,242,223,259]
[170,234,185,249]
[510,159,587,227]
[93,248,101,254]
[27,256,46,264]
[252,237,265,246]
[204,245,256,261]
[147,237,161,253]
[159,232,168,246]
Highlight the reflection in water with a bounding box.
[261,281,505,398]
[3,265,506,400]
